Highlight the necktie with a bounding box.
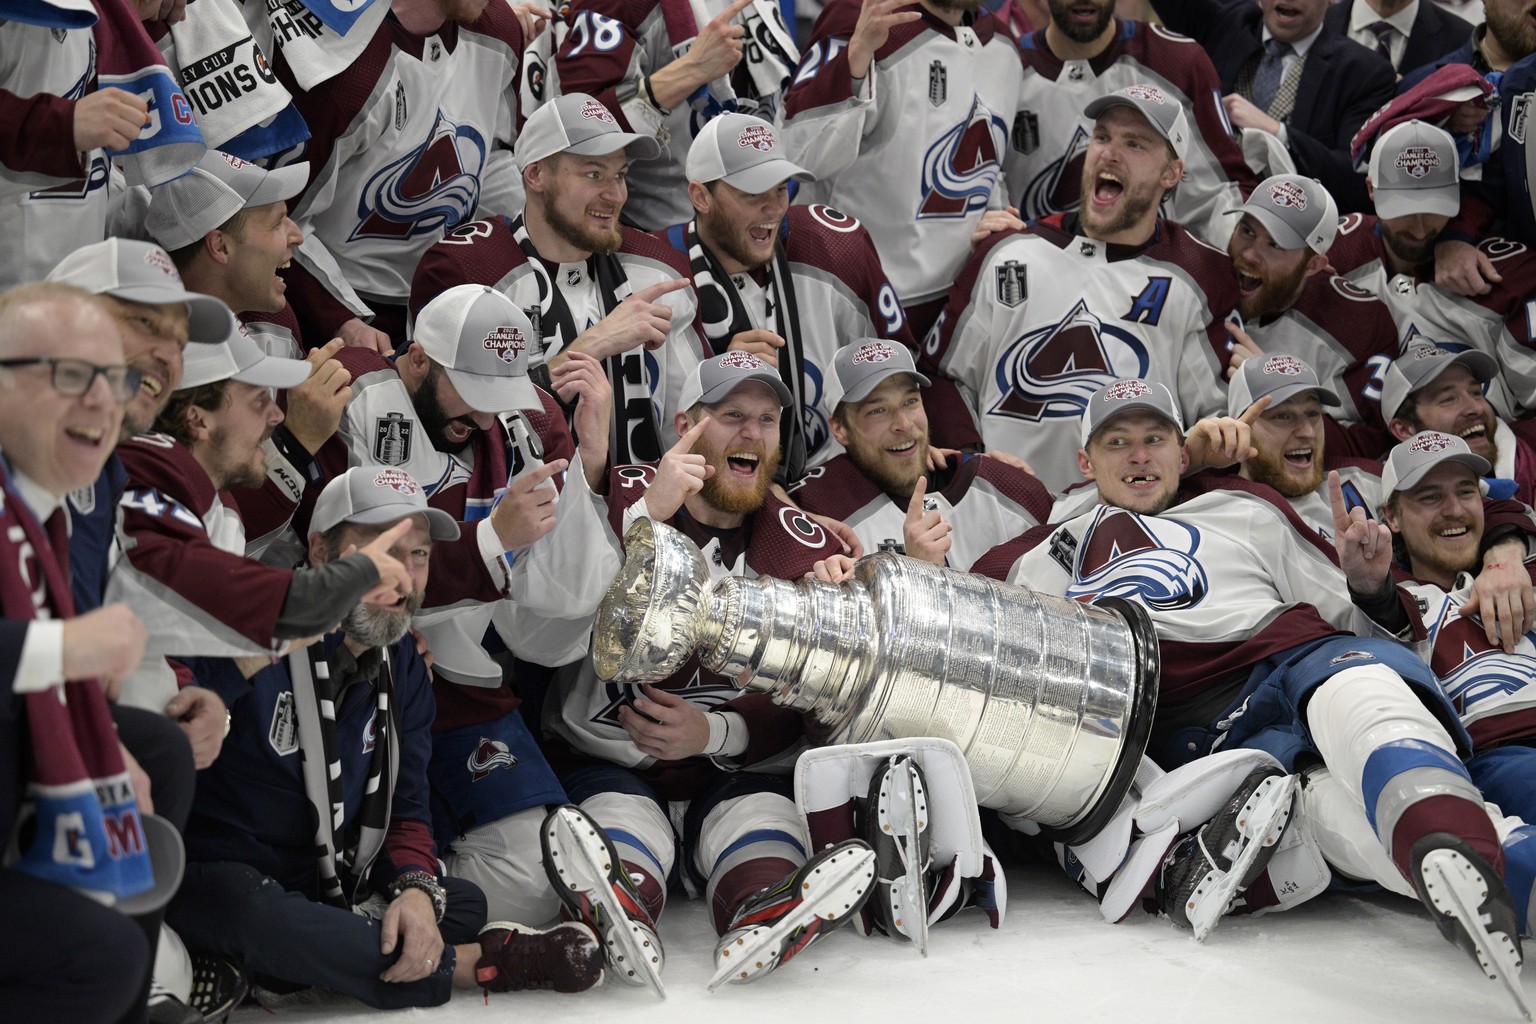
[1251,38,1292,112]
[1368,20,1395,64]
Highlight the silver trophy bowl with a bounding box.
[594,519,1159,844]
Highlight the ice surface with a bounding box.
[228,864,1529,1023]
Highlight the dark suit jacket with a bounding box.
[1323,0,1472,77]
[1151,0,1397,212]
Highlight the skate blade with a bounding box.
[1188,774,1297,943]
[1420,849,1531,1021]
[877,757,930,955]
[708,846,877,992]
[544,808,666,998]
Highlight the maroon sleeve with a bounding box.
[1325,213,1382,275]
[970,522,1054,581]
[117,436,294,647]
[1323,414,1392,460]
[782,0,873,121]
[552,0,655,132]
[409,217,524,318]
[0,89,85,177]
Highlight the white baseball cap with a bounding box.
[1080,378,1184,446]
[1230,174,1339,253]
[1380,430,1490,495]
[1368,120,1461,221]
[412,285,542,414]
[145,150,309,251]
[686,113,815,193]
[47,238,230,343]
[1083,84,1191,162]
[677,351,792,411]
[514,93,662,169]
[178,312,311,390]
[310,466,460,541]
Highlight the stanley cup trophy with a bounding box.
[594,519,1160,845]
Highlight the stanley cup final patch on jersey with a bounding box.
[1012,111,1039,154]
[269,691,298,756]
[929,61,948,107]
[374,411,413,465]
[1511,93,1532,145]
[996,260,1027,307]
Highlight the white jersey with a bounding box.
[1009,21,1253,247]
[923,217,1236,493]
[0,21,108,289]
[780,1,1024,304]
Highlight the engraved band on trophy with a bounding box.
[594,519,1160,845]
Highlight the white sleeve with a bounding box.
[12,619,63,695]
[779,61,877,181]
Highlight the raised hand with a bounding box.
[490,459,568,550]
[1184,395,1269,473]
[902,475,952,565]
[643,416,713,521]
[848,0,923,80]
[560,278,690,365]
[283,339,353,454]
[72,88,150,152]
[1329,470,1393,596]
[549,351,613,490]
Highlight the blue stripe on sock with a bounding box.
[710,828,807,876]
[1360,739,1472,831]
[607,829,665,879]
[1504,826,1536,936]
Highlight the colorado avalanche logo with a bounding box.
[1394,147,1440,178]
[1066,506,1208,611]
[373,467,420,494]
[779,507,829,548]
[1104,379,1152,401]
[484,326,528,364]
[1261,355,1306,377]
[852,342,895,364]
[737,124,777,152]
[1266,180,1308,210]
[350,110,486,241]
[800,359,830,455]
[918,95,1007,219]
[468,738,518,781]
[989,300,1151,422]
[1023,124,1091,217]
[1409,431,1458,453]
[1430,602,1536,715]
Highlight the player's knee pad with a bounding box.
[696,791,807,884]
[1296,766,1415,897]
[1306,664,1459,787]
[579,791,676,883]
[441,806,562,925]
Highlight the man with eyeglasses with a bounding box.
[0,281,181,1024]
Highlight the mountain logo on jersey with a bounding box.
[483,325,529,363]
[1429,603,1536,714]
[1394,147,1441,178]
[1066,505,1208,610]
[917,96,1007,219]
[31,48,111,204]
[351,110,486,241]
[468,738,519,780]
[988,299,1151,422]
[1021,124,1089,217]
[591,673,740,731]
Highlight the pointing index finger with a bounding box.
[714,0,755,22]
[673,415,711,452]
[1239,394,1273,426]
[905,475,928,520]
[634,277,693,303]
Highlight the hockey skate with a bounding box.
[708,839,877,991]
[862,753,932,953]
[1409,833,1530,1020]
[474,920,604,993]
[1156,765,1297,941]
[541,804,666,997]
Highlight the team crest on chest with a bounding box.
[989,299,1150,422]
[1066,506,1208,610]
[352,110,486,241]
[917,95,1007,219]
[468,738,519,780]
[374,411,413,465]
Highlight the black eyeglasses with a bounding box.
[0,358,144,403]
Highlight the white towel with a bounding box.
[244,0,391,92]
[167,0,292,150]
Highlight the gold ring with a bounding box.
[424,958,434,968]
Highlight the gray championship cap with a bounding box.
[412,284,542,414]
[686,113,815,193]
[178,311,312,390]
[46,238,229,343]
[1226,352,1341,417]
[1080,378,1184,446]
[144,150,309,252]
[677,350,793,410]
[1083,83,1190,162]
[1379,341,1498,422]
[1230,174,1339,253]
[310,466,460,541]
[1380,430,1490,495]
[514,93,662,169]
[1369,119,1460,221]
[829,339,930,409]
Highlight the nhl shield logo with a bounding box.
[374,411,413,465]
[928,61,947,107]
[468,738,518,780]
[995,260,1027,307]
